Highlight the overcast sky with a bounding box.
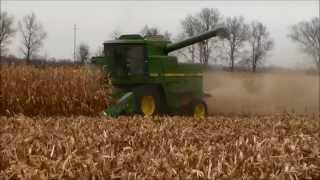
[2,1,319,67]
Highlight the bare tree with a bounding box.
[288,17,320,69]
[180,15,198,63]
[140,25,171,41]
[248,21,273,72]
[163,30,171,41]
[77,43,90,64]
[0,12,15,56]
[141,25,160,37]
[172,32,197,63]
[236,50,252,70]
[19,12,47,63]
[224,16,249,71]
[180,8,224,65]
[198,8,223,64]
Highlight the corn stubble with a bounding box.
[1,115,319,179]
[0,64,110,116]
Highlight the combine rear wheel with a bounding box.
[188,99,208,119]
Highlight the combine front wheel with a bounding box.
[141,95,157,116]
[134,87,162,116]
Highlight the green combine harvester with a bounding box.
[92,27,228,118]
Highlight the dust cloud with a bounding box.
[204,71,319,115]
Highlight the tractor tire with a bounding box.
[187,99,208,119]
[133,86,163,116]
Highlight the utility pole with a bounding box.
[73,24,77,62]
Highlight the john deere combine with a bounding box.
[92,27,228,118]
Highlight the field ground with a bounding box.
[1,115,319,179]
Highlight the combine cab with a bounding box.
[92,27,229,118]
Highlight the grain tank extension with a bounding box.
[92,27,229,117]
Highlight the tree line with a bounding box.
[126,8,319,72]
[0,12,89,64]
[1,12,47,63]
[1,9,319,71]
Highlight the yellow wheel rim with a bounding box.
[141,96,155,116]
[194,103,206,119]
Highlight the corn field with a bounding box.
[1,115,319,179]
[0,64,319,179]
[0,64,110,116]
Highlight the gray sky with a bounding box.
[2,1,319,67]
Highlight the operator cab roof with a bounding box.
[104,34,144,44]
[104,34,171,44]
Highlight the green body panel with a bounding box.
[91,56,105,65]
[91,27,228,116]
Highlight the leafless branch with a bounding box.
[0,12,15,56]
[288,17,320,69]
[18,12,47,62]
